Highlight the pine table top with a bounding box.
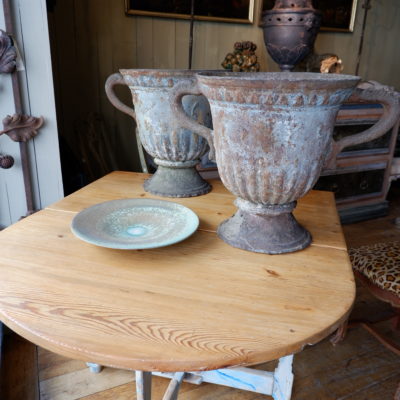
[0,172,355,372]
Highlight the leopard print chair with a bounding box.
[351,241,400,309]
[340,241,400,348]
[333,241,400,399]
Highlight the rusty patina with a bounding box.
[105,69,212,197]
[171,72,400,254]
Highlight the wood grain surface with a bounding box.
[49,172,347,250]
[0,172,355,372]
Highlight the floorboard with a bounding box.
[0,329,39,400]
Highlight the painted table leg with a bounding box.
[272,355,294,400]
[87,356,294,399]
[153,355,294,399]
[136,371,152,400]
[86,362,102,374]
[162,372,185,400]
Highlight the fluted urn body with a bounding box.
[199,73,360,253]
[106,69,212,197]
[204,73,352,204]
[171,72,400,254]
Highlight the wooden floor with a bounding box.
[3,186,400,400]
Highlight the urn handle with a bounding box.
[170,80,216,161]
[325,82,400,170]
[105,72,136,120]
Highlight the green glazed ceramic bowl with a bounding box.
[71,198,199,250]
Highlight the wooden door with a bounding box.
[0,0,63,229]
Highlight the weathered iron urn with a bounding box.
[262,0,322,71]
[105,70,212,198]
[171,72,400,254]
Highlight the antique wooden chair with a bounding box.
[332,240,400,399]
[333,241,400,348]
[348,241,400,351]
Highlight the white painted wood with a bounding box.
[154,356,294,398]
[272,355,294,400]
[86,362,103,374]
[15,0,63,209]
[153,371,204,385]
[162,372,185,400]
[136,371,152,400]
[0,0,63,228]
[86,360,292,399]
[198,367,275,395]
[0,11,26,228]
[154,366,276,396]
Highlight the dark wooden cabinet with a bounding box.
[314,103,400,223]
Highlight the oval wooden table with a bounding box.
[0,172,355,400]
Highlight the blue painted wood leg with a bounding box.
[162,372,185,400]
[86,362,102,373]
[272,355,294,400]
[153,354,294,399]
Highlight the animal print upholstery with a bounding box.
[349,241,400,298]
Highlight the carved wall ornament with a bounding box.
[0,154,14,169]
[0,29,16,73]
[0,114,44,142]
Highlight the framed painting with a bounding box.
[125,0,255,24]
[260,0,358,32]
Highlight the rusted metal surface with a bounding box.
[262,0,321,71]
[2,0,43,217]
[105,69,212,198]
[171,72,400,254]
[0,29,16,73]
[0,154,14,168]
[0,114,44,142]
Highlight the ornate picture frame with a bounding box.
[125,0,255,24]
[260,0,358,32]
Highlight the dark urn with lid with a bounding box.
[262,0,322,71]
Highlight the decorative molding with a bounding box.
[265,42,309,67]
[0,114,44,142]
[0,29,16,73]
[202,84,353,107]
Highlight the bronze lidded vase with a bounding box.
[105,69,212,198]
[171,72,400,254]
[262,0,322,71]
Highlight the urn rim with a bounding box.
[196,71,361,90]
[119,68,219,79]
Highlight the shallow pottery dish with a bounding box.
[71,198,199,250]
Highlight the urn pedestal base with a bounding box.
[143,159,211,198]
[217,199,311,254]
